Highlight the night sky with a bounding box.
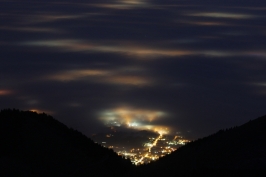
[1,0,266,139]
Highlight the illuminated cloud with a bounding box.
[90,0,150,9]
[98,106,169,133]
[20,13,85,24]
[179,20,229,26]
[29,109,55,115]
[250,82,266,96]
[99,107,165,124]
[185,12,257,19]
[245,51,266,59]
[139,125,170,135]
[46,69,110,81]
[21,40,81,49]
[0,89,13,96]
[124,48,194,58]
[0,26,60,33]
[201,50,239,57]
[253,83,266,87]
[104,75,152,86]
[20,39,194,59]
[22,39,264,60]
[118,0,148,5]
[45,69,153,86]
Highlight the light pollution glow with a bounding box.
[0,90,13,96]
[29,109,55,115]
[99,107,170,134]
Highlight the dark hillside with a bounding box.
[0,109,133,177]
[127,115,266,177]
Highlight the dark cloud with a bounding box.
[1,0,266,140]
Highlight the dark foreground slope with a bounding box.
[128,115,266,177]
[0,109,133,177]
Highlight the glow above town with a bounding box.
[98,107,170,134]
[94,107,189,165]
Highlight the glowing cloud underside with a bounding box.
[99,107,170,134]
[45,69,152,86]
[29,109,54,115]
[186,12,257,19]
[0,90,13,96]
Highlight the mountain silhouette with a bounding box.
[0,109,133,177]
[2,109,266,177]
[127,115,266,177]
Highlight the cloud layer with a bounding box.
[1,0,266,139]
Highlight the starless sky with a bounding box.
[1,0,266,139]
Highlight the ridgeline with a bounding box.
[127,115,266,177]
[0,109,133,177]
[1,109,266,177]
